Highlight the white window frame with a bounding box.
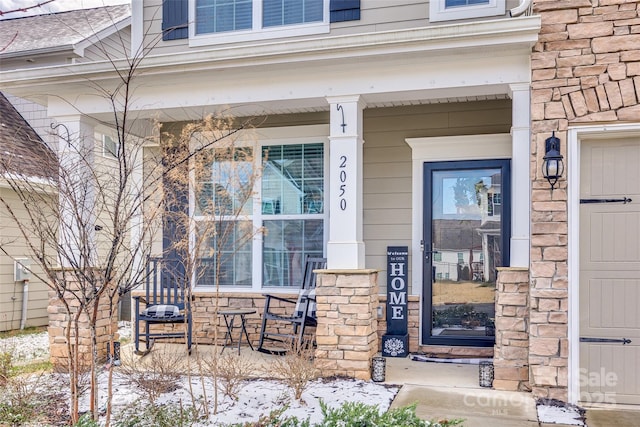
[189,0,330,47]
[429,0,505,23]
[102,134,118,159]
[191,125,329,293]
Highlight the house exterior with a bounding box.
[0,5,132,330]
[1,0,639,408]
[0,92,56,332]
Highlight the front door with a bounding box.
[579,137,640,405]
[422,160,510,346]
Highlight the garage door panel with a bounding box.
[581,275,640,332]
[581,210,640,266]
[580,137,640,406]
[583,140,640,197]
[580,343,640,405]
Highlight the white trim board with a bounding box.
[405,133,511,345]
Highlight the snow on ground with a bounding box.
[3,324,399,426]
[77,371,399,426]
[537,401,585,426]
[0,329,49,363]
[0,321,131,364]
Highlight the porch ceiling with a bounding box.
[143,92,513,120]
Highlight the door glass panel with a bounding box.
[430,168,501,340]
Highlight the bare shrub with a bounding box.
[0,372,66,426]
[53,363,92,401]
[206,351,254,400]
[0,350,13,387]
[269,341,319,401]
[120,346,183,404]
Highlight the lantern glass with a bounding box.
[479,361,494,388]
[545,158,559,177]
[372,356,386,382]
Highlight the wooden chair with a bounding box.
[134,257,192,355]
[257,256,326,354]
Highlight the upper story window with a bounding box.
[191,0,329,46]
[102,134,118,158]
[429,0,505,22]
[263,0,323,27]
[196,0,253,34]
[162,0,360,42]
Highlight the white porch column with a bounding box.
[53,115,98,267]
[509,84,531,267]
[326,96,366,269]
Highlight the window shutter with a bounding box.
[162,0,188,41]
[162,146,189,264]
[330,0,360,23]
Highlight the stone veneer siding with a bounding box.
[493,267,530,392]
[48,274,119,369]
[315,270,379,380]
[530,0,640,401]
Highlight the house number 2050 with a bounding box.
[339,155,347,211]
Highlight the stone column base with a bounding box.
[493,267,530,392]
[315,269,378,380]
[48,270,118,369]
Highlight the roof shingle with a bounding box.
[0,92,57,180]
[0,5,131,56]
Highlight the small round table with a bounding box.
[219,308,256,354]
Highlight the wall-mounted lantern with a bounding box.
[542,131,564,192]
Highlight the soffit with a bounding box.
[0,15,539,120]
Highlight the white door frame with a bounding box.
[405,134,512,344]
[567,122,640,404]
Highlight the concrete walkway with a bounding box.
[385,357,541,426]
[391,383,540,426]
[384,357,640,427]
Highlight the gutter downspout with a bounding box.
[20,280,29,330]
[510,0,533,17]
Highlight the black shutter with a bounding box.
[330,0,360,23]
[162,145,189,265]
[162,0,188,41]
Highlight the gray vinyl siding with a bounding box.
[0,187,51,332]
[143,0,167,54]
[331,0,428,36]
[155,100,511,291]
[142,0,518,57]
[78,27,131,63]
[362,100,512,292]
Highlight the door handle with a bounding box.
[580,337,632,345]
[420,241,438,260]
[424,250,438,260]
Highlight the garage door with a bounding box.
[580,137,640,406]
